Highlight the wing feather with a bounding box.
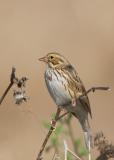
[62,64,92,118]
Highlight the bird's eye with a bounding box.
[50,56,54,59]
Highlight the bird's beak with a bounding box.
[39,56,48,63]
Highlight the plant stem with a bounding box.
[37,86,110,160]
[67,120,78,154]
[0,67,16,105]
[37,108,61,160]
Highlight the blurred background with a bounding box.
[0,0,114,159]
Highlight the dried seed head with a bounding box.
[16,77,28,88]
[94,132,114,159]
[13,90,29,105]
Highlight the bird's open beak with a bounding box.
[39,56,48,63]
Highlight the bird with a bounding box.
[39,52,92,151]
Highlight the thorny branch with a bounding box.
[37,86,110,160]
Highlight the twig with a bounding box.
[37,86,110,160]
[68,149,81,160]
[80,86,110,98]
[64,140,68,160]
[37,108,61,160]
[0,67,16,105]
[52,151,56,160]
[0,67,28,105]
[64,140,82,160]
[56,111,69,121]
[67,116,78,153]
[88,140,91,160]
[52,152,60,160]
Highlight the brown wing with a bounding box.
[62,64,92,118]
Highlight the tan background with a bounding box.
[0,0,114,159]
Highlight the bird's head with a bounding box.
[39,52,69,68]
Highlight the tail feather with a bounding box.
[83,119,93,152]
[84,130,93,152]
[66,104,93,151]
[71,111,93,151]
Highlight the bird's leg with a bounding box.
[71,92,77,107]
[71,97,77,107]
[57,111,69,120]
[51,107,62,129]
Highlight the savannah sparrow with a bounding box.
[39,52,92,150]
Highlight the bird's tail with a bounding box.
[82,119,93,152]
[84,130,92,152]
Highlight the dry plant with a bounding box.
[0,67,28,105]
[37,86,110,160]
[64,140,82,160]
[0,67,113,160]
[94,132,114,160]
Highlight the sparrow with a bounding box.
[39,52,92,150]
